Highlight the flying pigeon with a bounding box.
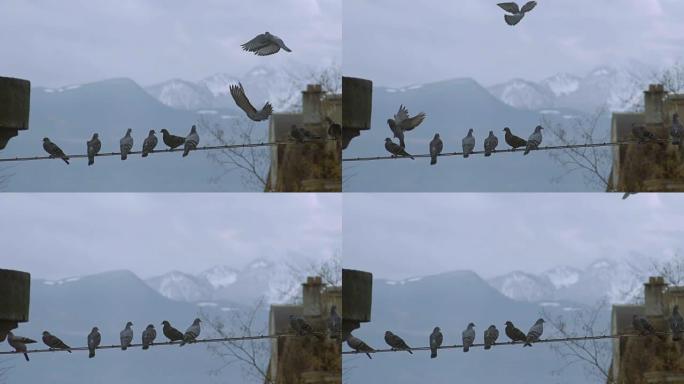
[161,320,184,342]
[387,105,426,148]
[88,327,101,358]
[385,138,415,159]
[180,318,201,346]
[524,125,543,155]
[497,1,537,26]
[484,325,499,350]
[346,334,375,359]
[142,130,158,157]
[328,305,341,339]
[429,326,443,358]
[325,116,342,140]
[183,125,199,157]
[505,321,527,343]
[384,331,413,354]
[86,133,101,166]
[7,331,36,361]
[160,129,185,149]
[42,138,70,164]
[524,318,544,347]
[462,323,476,352]
[671,305,684,341]
[462,129,475,158]
[632,124,657,143]
[120,129,134,160]
[120,322,133,350]
[241,32,291,56]
[484,130,499,157]
[42,331,71,353]
[142,324,157,350]
[672,114,683,145]
[229,82,273,122]
[503,127,527,149]
[429,134,443,165]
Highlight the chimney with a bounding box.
[302,84,323,126]
[644,84,665,126]
[644,276,667,317]
[302,276,323,317]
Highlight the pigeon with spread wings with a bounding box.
[229,83,273,122]
[387,105,426,148]
[497,1,537,26]
[241,32,291,56]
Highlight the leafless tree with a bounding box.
[281,253,342,304]
[276,64,341,112]
[648,253,684,286]
[543,300,614,384]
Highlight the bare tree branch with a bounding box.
[278,253,342,304]
[276,64,342,113]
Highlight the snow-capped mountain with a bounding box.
[488,258,644,305]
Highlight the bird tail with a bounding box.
[365,353,372,359]
[430,156,437,165]
[406,349,413,354]
[88,158,94,166]
[524,148,531,155]
[431,349,437,358]
[122,346,127,351]
[62,157,70,164]
[484,344,491,350]
[142,345,149,350]
[89,350,95,358]
[485,151,491,157]
[409,155,415,160]
[463,346,469,352]
[505,13,524,25]
[183,148,190,157]
[142,152,148,158]
[523,341,532,347]
[121,153,127,160]
[23,353,29,361]
[463,153,469,158]
[67,349,72,353]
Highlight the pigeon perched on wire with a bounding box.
[497,1,537,26]
[387,105,426,148]
[484,131,499,157]
[328,305,341,339]
[120,322,133,350]
[142,130,158,157]
[429,134,443,165]
[142,324,157,350]
[160,129,185,149]
[241,32,291,56]
[88,327,101,358]
[42,138,70,164]
[347,334,375,359]
[161,320,184,342]
[671,114,683,145]
[180,318,201,346]
[429,326,443,358]
[462,323,476,352]
[289,315,323,339]
[524,318,544,347]
[7,331,36,361]
[505,321,527,343]
[120,129,134,160]
[633,314,663,339]
[484,325,499,350]
[524,126,543,155]
[229,82,273,122]
[42,331,71,353]
[503,127,527,149]
[462,129,475,158]
[671,305,684,341]
[632,124,657,143]
[290,125,320,143]
[183,125,199,157]
[86,133,101,166]
[385,138,415,159]
[384,331,413,354]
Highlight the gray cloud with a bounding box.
[0,193,341,279]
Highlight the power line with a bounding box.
[342,139,671,162]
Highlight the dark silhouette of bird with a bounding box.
[505,321,526,343]
[524,318,544,347]
[120,321,133,350]
[229,82,273,122]
[524,126,543,155]
[42,138,70,164]
[120,128,134,160]
[632,124,657,143]
[484,131,499,157]
[160,129,186,149]
[429,326,443,358]
[142,324,157,350]
[42,331,71,353]
[462,323,476,352]
[179,318,201,346]
[384,331,413,354]
[503,127,527,149]
[671,305,684,341]
[161,320,184,342]
[484,325,499,350]
[387,105,426,148]
[87,133,101,166]
[183,125,199,157]
[385,138,415,159]
[672,114,683,145]
[497,1,537,26]
[429,134,443,165]
[142,130,158,157]
[241,32,291,56]
[328,305,341,339]
[88,327,101,358]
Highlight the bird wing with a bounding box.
[497,2,520,14]
[505,13,524,25]
[230,83,259,116]
[241,34,269,52]
[254,102,273,121]
[521,1,537,13]
[402,112,426,131]
[394,105,410,124]
[254,43,281,56]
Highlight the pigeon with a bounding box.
[183,125,200,157]
[160,129,185,149]
[120,129,134,160]
[632,124,657,143]
[289,315,322,339]
[161,320,184,342]
[180,318,201,346]
[142,324,157,350]
[88,327,101,358]
[497,1,537,26]
[462,129,475,158]
[429,134,443,165]
[42,331,71,353]
[387,105,426,148]
[462,323,476,352]
[42,138,70,164]
[503,127,527,149]
[7,331,36,361]
[524,125,543,155]
[241,32,291,56]
[484,325,499,350]
[347,335,375,359]
[325,116,342,140]
[120,321,133,350]
[505,321,527,343]
[524,318,544,347]
[229,82,273,122]
[328,305,341,339]
[385,138,415,159]
[484,130,499,157]
[85,133,102,166]
[672,114,683,145]
[429,327,443,358]
[384,331,413,354]
[633,315,663,339]
[290,125,319,143]
[671,305,684,341]
[142,130,158,157]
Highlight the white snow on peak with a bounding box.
[542,73,580,97]
[197,302,218,307]
[200,266,238,289]
[543,267,580,289]
[539,302,561,307]
[197,110,218,115]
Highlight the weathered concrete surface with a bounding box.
[342,77,372,150]
[0,76,30,150]
[0,268,31,341]
[341,269,372,339]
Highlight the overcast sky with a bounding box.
[343,193,684,280]
[0,193,341,279]
[343,0,684,87]
[0,0,341,87]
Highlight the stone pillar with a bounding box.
[341,77,372,149]
[342,269,372,340]
[645,276,667,317]
[645,84,665,126]
[302,84,323,126]
[302,276,323,317]
[0,269,31,341]
[0,77,31,150]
